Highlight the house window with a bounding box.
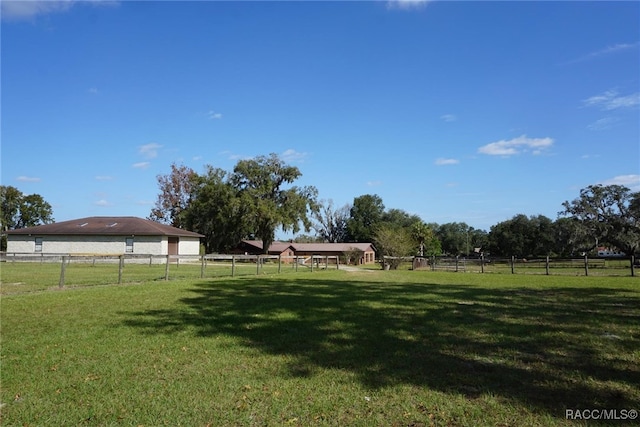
[35,237,43,252]
[125,237,134,253]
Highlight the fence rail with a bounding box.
[0,253,342,294]
[412,254,636,276]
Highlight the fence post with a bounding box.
[149,254,153,266]
[232,255,236,277]
[311,255,314,272]
[631,255,635,277]
[511,256,515,274]
[546,256,550,275]
[256,255,260,275]
[201,255,205,278]
[584,254,589,276]
[455,255,459,272]
[295,256,298,272]
[336,255,339,270]
[118,255,124,284]
[278,254,281,273]
[165,255,170,280]
[59,256,67,288]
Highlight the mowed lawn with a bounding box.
[1,268,639,426]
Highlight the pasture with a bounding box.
[1,267,639,426]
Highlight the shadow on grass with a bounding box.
[122,274,640,418]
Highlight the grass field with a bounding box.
[1,267,639,426]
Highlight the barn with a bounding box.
[5,216,203,256]
[236,240,376,264]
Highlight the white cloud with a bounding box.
[94,199,111,207]
[600,174,640,191]
[440,114,457,122]
[138,143,162,159]
[281,149,308,163]
[16,176,41,182]
[132,162,150,169]
[387,0,432,10]
[587,117,620,131]
[207,110,222,120]
[95,175,114,181]
[367,180,382,187]
[566,42,639,64]
[88,87,99,95]
[435,158,459,166]
[2,0,118,21]
[478,135,554,157]
[583,90,640,111]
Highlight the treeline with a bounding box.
[149,154,639,261]
[2,154,638,261]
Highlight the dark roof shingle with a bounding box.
[5,216,204,238]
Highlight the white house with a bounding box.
[5,216,203,256]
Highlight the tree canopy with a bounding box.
[151,154,318,254]
[231,154,318,253]
[560,184,639,255]
[346,194,385,243]
[1,186,54,250]
[149,163,196,228]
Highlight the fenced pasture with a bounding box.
[0,253,341,295]
[1,270,638,426]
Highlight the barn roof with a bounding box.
[291,242,375,252]
[5,216,204,238]
[240,240,375,253]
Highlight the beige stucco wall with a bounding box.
[6,235,200,256]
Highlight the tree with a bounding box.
[411,221,441,256]
[149,163,196,228]
[1,186,22,232]
[435,222,476,256]
[1,186,54,251]
[312,199,350,243]
[374,224,414,270]
[231,153,318,253]
[560,184,640,256]
[346,194,385,242]
[488,214,555,257]
[381,208,422,229]
[182,166,249,253]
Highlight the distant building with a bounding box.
[5,216,203,256]
[236,240,376,264]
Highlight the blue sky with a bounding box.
[2,0,639,236]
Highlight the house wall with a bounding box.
[6,235,200,256]
[179,237,201,256]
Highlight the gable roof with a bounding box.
[240,240,375,253]
[239,240,295,253]
[5,216,204,238]
[290,242,375,252]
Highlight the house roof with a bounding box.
[5,216,204,238]
[240,240,374,253]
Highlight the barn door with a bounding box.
[168,237,179,255]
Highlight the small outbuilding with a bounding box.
[5,216,203,256]
[236,240,376,264]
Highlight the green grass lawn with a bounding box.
[1,269,639,426]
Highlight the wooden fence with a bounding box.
[0,253,341,294]
[410,254,637,277]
